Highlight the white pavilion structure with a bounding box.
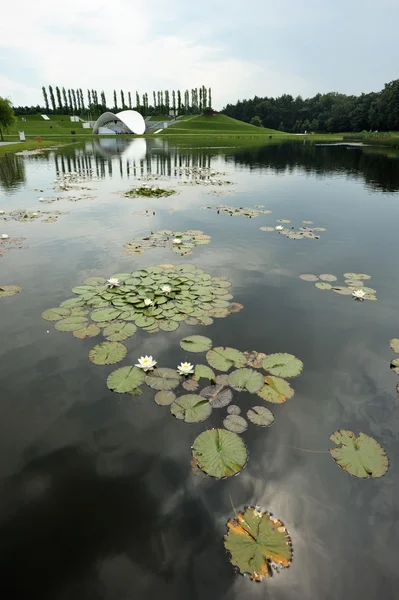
[92,110,146,135]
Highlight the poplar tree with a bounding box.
[42,86,49,111]
[49,85,56,112]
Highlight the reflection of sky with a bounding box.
[0,140,398,599]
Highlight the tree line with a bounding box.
[221,79,399,132]
[12,85,212,118]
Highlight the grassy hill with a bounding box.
[6,114,91,138]
[159,114,281,135]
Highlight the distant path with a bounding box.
[0,141,21,146]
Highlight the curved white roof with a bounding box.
[93,110,146,135]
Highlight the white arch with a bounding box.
[92,110,146,135]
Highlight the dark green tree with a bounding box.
[87,90,92,107]
[0,97,16,140]
[120,90,125,109]
[177,90,181,114]
[71,89,77,113]
[113,90,118,111]
[153,91,157,112]
[79,89,85,111]
[42,86,49,111]
[68,89,73,113]
[172,91,176,115]
[62,87,68,113]
[208,87,212,109]
[101,91,107,109]
[48,85,56,112]
[202,85,207,109]
[76,89,82,112]
[250,115,263,127]
[128,92,132,109]
[136,91,140,109]
[165,90,170,113]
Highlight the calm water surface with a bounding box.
[0,139,398,600]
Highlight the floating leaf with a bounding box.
[224,507,293,580]
[247,406,275,427]
[261,353,303,378]
[332,286,353,295]
[389,339,399,354]
[180,335,213,353]
[299,274,319,282]
[319,274,337,282]
[315,282,332,290]
[158,319,179,331]
[206,347,246,372]
[344,273,371,280]
[91,308,122,322]
[106,365,145,393]
[55,316,89,332]
[103,321,137,341]
[41,307,71,321]
[227,405,241,415]
[216,374,229,386]
[73,324,100,339]
[145,367,181,390]
[200,384,233,408]
[390,358,399,374]
[193,364,215,382]
[170,394,212,423]
[260,226,275,232]
[89,342,127,365]
[191,429,248,479]
[257,376,294,404]
[223,414,248,433]
[0,285,22,298]
[243,351,267,369]
[228,368,264,393]
[82,276,107,286]
[182,378,200,391]
[155,390,176,406]
[329,430,389,478]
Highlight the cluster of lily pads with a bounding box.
[0,234,27,259]
[0,284,22,298]
[201,204,272,218]
[260,220,326,240]
[123,229,211,256]
[124,186,177,198]
[299,272,377,301]
[0,209,68,224]
[42,265,242,346]
[53,171,97,192]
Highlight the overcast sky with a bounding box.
[1,0,398,109]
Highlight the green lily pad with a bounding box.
[200,384,233,408]
[191,429,248,479]
[228,368,264,393]
[260,226,275,232]
[145,367,181,390]
[206,347,246,372]
[315,282,332,290]
[91,308,122,322]
[73,324,101,339]
[41,307,71,321]
[299,274,319,282]
[257,376,294,404]
[0,285,22,298]
[319,274,337,282]
[106,366,145,393]
[344,273,371,280]
[332,286,353,295]
[390,358,399,374]
[155,390,176,406]
[182,378,200,391]
[329,430,389,478]
[180,335,213,353]
[89,342,127,365]
[390,338,399,354]
[158,319,179,332]
[103,321,137,341]
[170,394,212,423]
[227,405,241,415]
[55,316,89,332]
[82,276,107,286]
[247,406,275,427]
[223,414,248,433]
[193,364,216,382]
[261,353,303,378]
[224,507,293,581]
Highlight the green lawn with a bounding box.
[0,139,65,155]
[4,114,91,139]
[160,114,282,135]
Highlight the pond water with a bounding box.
[0,138,398,600]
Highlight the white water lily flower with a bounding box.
[161,285,171,293]
[1,234,9,239]
[106,277,120,288]
[0,211,5,215]
[275,225,284,231]
[177,362,195,375]
[144,298,154,306]
[172,238,182,244]
[32,213,38,216]
[352,289,366,300]
[135,355,157,371]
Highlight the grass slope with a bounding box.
[6,114,90,138]
[160,114,281,136]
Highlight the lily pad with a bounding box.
[206,347,246,372]
[0,285,22,298]
[315,282,332,290]
[247,406,275,427]
[228,368,264,393]
[243,351,267,369]
[329,430,389,478]
[89,341,127,365]
[191,429,248,479]
[261,353,303,378]
[224,507,293,580]
[182,378,200,391]
[41,307,71,321]
[73,324,100,339]
[257,376,294,404]
[82,276,107,286]
[154,390,176,406]
[390,358,399,374]
[145,367,181,390]
[55,316,89,332]
[389,339,399,354]
[91,308,122,322]
[106,366,145,393]
[193,364,215,382]
[299,274,319,282]
[344,273,371,280]
[200,385,233,408]
[103,322,137,342]
[319,274,337,282]
[170,394,212,423]
[332,286,353,295]
[227,405,241,415]
[223,414,248,433]
[180,335,213,353]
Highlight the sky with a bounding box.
[1,0,398,109]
